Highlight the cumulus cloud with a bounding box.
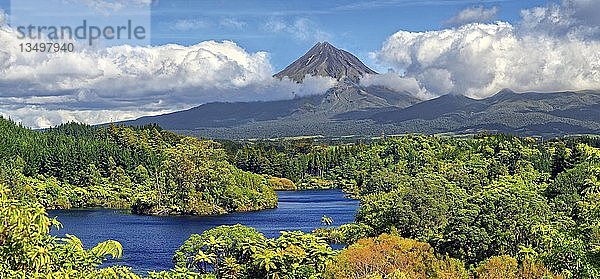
[76,0,154,13]
[368,1,600,99]
[264,18,331,42]
[0,9,5,26]
[0,106,171,130]
[361,73,433,100]
[520,0,600,39]
[446,6,499,26]
[0,19,335,128]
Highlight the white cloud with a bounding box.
[446,6,499,26]
[171,18,247,32]
[76,0,154,13]
[171,19,210,31]
[220,18,247,30]
[0,19,335,128]
[0,9,5,26]
[361,73,433,100]
[265,20,287,32]
[0,106,171,129]
[371,2,600,99]
[285,75,337,97]
[520,0,600,39]
[264,18,331,42]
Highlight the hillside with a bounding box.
[370,89,600,136]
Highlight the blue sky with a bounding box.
[1,0,549,71]
[150,0,548,71]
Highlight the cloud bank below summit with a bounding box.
[364,1,600,99]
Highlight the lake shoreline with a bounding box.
[48,189,359,272]
[47,188,355,217]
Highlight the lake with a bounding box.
[48,189,359,272]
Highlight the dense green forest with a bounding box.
[1,117,599,278]
[223,134,600,277]
[0,117,277,215]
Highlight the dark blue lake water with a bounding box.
[48,189,358,272]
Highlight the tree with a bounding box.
[325,234,468,279]
[253,249,280,276]
[473,255,562,279]
[321,215,333,227]
[0,183,134,278]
